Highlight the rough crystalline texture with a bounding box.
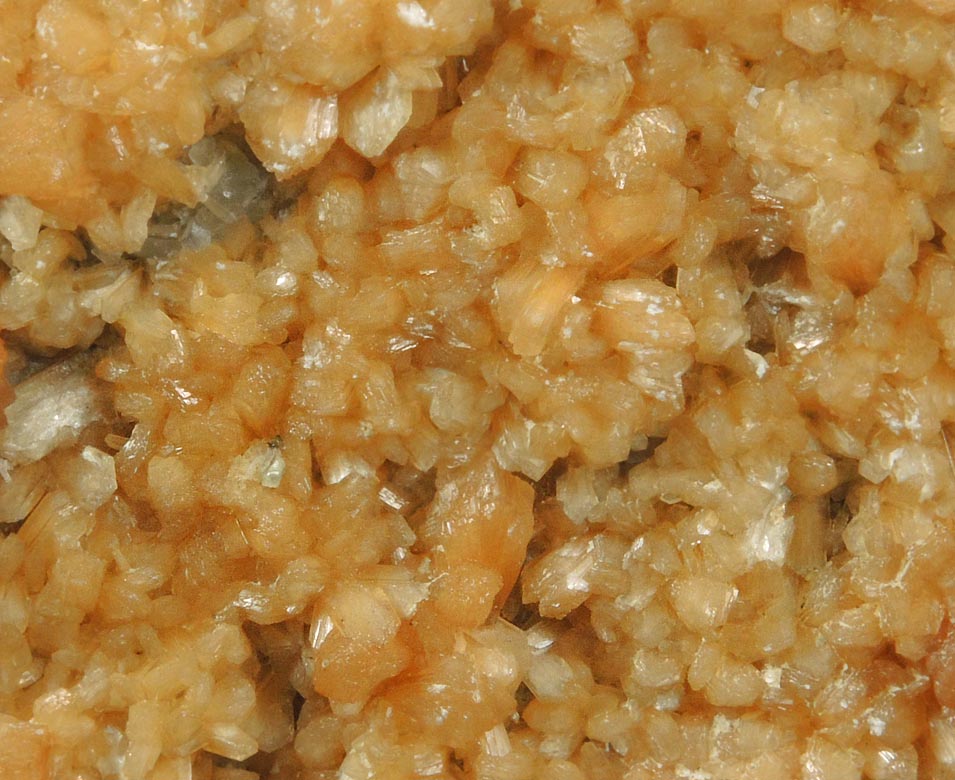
[4,1,955,779]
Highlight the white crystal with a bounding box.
[1,354,107,465]
[0,196,43,251]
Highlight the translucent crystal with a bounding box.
[0,353,107,466]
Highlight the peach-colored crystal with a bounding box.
[2,1,955,778]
